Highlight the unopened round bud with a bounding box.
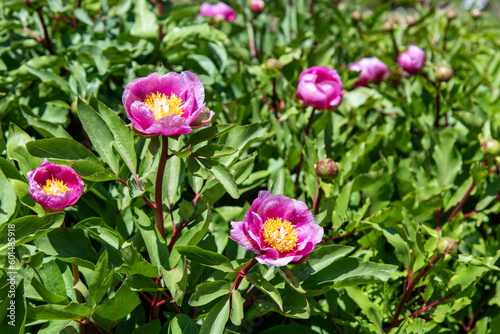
[483,139,500,157]
[315,158,339,181]
[446,10,458,21]
[435,66,453,82]
[264,58,282,71]
[350,11,362,23]
[471,9,483,20]
[406,16,417,26]
[247,0,264,12]
[382,21,394,32]
[437,237,458,256]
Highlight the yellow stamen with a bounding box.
[144,92,184,121]
[42,177,72,196]
[262,217,298,253]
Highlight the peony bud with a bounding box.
[382,21,394,32]
[315,158,339,181]
[437,237,458,256]
[350,11,362,23]
[446,10,458,21]
[434,66,453,82]
[471,9,483,20]
[263,58,282,71]
[247,0,264,12]
[483,139,500,157]
[406,16,417,26]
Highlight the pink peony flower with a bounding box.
[230,191,324,267]
[297,66,344,110]
[122,71,213,137]
[397,45,426,74]
[348,57,390,87]
[248,0,265,11]
[199,2,236,22]
[28,159,84,210]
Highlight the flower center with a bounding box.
[144,92,184,121]
[262,217,298,253]
[42,177,73,196]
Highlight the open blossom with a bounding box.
[348,57,389,87]
[230,191,324,267]
[28,159,84,210]
[122,71,213,137]
[297,66,344,110]
[398,45,426,74]
[199,2,236,22]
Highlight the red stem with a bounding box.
[155,136,170,240]
[407,290,458,319]
[36,6,55,55]
[447,183,475,223]
[117,177,156,210]
[390,254,440,329]
[231,259,258,295]
[161,290,183,314]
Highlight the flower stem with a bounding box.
[390,254,440,329]
[433,82,442,128]
[35,6,55,55]
[231,258,258,295]
[294,108,316,189]
[155,136,170,240]
[447,183,475,223]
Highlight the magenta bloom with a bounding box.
[28,159,84,210]
[122,71,213,137]
[398,45,426,74]
[297,66,344,110]
[199,2,236,22]
[230,191,324,267]
[248,0,265,11]
[348,57,390,87]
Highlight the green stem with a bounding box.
[294,108,316,189]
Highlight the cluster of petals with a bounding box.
[122,71,213,137]
[28,159,84,210]
[397,45,426,74]
[230,191,324,267]
[199,2,236,22]
[297,66,344,110]
[348,57,390,87]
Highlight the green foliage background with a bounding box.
[1,0,500,333]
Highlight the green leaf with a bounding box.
[302,258,398,291]
[70,161,117,182]
[9,178,44,215]
[230,290,244,326]
[218,122,269,166]
[77,98,120,174]
[89,250,113,308]
[131,320,161,334]
[0,170,18,224]
[179,199,194,221]
[119,245,159,277]
[433,128,462,186]
[269,169,285,195]
[0,157,23,181]
[29,303,92,320]
[163,24,228,51]
[34,227,98,270]
[192,144,237,158]
[168,314,198,334]
[92,281,141,332]
[0,213,65,253]
[188,124,237,146]
[130,0,158,39]
[31,276,68,305]
[134,208,169,269]
[169,206,211,266]
[200,159,239,199]
[279,266,306,294]
[188,280,231,307]
[199,297,230,334]
[7,123,43,175]
[332,181,353,230]
[26,138,102,166]
[246,273,283,311]
[175,245,234,272]
[91,97,138,182]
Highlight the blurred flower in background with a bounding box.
[199,2,236,22]
[348,57,390,87]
